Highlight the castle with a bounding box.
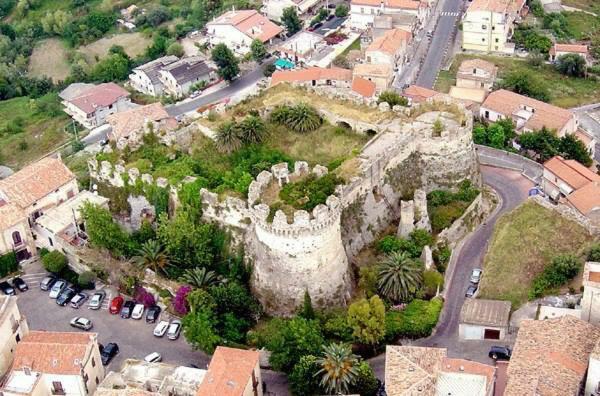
[89,94,481,316]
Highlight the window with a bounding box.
[51,381,65,395]
[67,190,75,199]
[492,26,495,30]
[92,357,95,367]
[109,104,113,109]
[484,110,490,119]
[482,38,485,42]
[495,38,499,43]
[12,231,22,246]
[48,237,54,247]
[482,25,487,29]
[16,334,20,342]
[95,377,99,385]
[361,7,364,13]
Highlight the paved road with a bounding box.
[369,166,533,378]
[571,102,600,162]
[415,0,463,88]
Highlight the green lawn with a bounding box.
[0,94,70,169]
[562,11,600,40]
[478,201,596,308]
[562,0,600,14]
[437,53,600,108]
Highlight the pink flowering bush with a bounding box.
[173,285,192,315]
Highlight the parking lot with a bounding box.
[13,268,211,372]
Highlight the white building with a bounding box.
[128,55,179,97]
[350,0,428,30]
[262,0,321,21]
[59,83,131,129]
[459,298,511,341]
[276,31,324,65]
[158,56,217,98]
[365,28,412,71]
[549,43,592,66]
[206,10,283,55]
[0,331,105,396]
[0,296,29,378]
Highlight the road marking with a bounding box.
[440,11,460,16]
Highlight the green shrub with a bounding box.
[377,91,408,107]
[386,297,443,339]
[529,254,582,299]
[289,355,322,396]
[349,361,379,396]
[590,244,600,262]
[39,248,50,257]
[280,173,343,211]
[376,235,421,258]
[322,309,353,342]
[422,269,444,299]
[77,271,96,288]
[0,252,18,277]
[42,250,68,273]
[358,266,378,298]
[433,245,451,273]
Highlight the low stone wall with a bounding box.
[437,193,485,248]
[531,195,600,236]
[475,145,543,183]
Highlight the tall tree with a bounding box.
[211,43,239,81]
[317,343,359,395]
[347,296,386,345]
[250,38,267,62]
[555,53,586,77]
[281,7,302,36]
[299,290,315,319]
[377,251,424,302]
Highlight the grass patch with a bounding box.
[433,69,456,93]
[28,38,71,82]
[78,32,152,64]
[0,94,70,169]
[562,0,600,14]
[440,53,600,107]
[479,201,596,308]
[561,11,600,40]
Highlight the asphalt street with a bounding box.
[415,0,463,88]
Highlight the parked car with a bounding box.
[120,300,135,318]
[326,13,334,20]
[89,290,106,310]
[56,287,77,306]
[40,275,56,291]
[131,303,144,320]
[109,296,124,314]
[70,292,88,309]
[489,346,511,360]
[470,268,483,284]
[70,317,93,331]
[465,284,478,298]
[12,277,28,292]
[167,319,182,340]
[100,343,119,366]
[49,279,67,299]
[144,352,162,363]
[0,281,15,296]
[146,306,161,324]
[153,321,170,337]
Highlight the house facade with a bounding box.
[107,103,178,149]
[196,347,262,396]
[158,57,217,98]
[456,59,497,91]
[549,43,592,66]
[350,0,428,30]
[0,331,105,396]
[270,67,353,88]
[0,296,29,379]
[459,298,511,341]
[206,10,283,55]
[59,83,131,129]
[262,0,320,21]
[365,28,412,72]
[353,63,393,91]
[128,55,179,97]
[462,0,526,53]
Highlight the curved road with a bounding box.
[370,165,533,377]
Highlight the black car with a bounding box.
[56,287,77,306]
[326,13,335,20]
[120,300,135,318]
[0,281,15,296]
[11,277,28,292]
[489,346,512,360]
[146,305,162,323]
[100,343,119,366]
[465,284,478,298]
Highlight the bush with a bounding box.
[433,245,451,273]
[264,317,324,372]
[428,181,480,233]
[289,355,322,396]
[529,254,582,299]
[173,285,192,315]
[42,250,68,273]
[422,269,444,299]
[349,361,379,396]
[358,266,378,298]
[322,309,353,342]
[134,286,156,307]
[279,173,343,211]
[0,251,18,277]
[589,244,600,262]
[386,297,443,339]
[376,235,421,258]
[335,3,349,17]
[377,91,408,107]
[77,271,96,289]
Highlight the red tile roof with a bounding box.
[197,347,260,396]
[208,10,283,42]
[566,181,600,216]
[367,28,412,55]
[68,83,130,115]
[351,0,424,9]
[107,103,176,140]
[467,0,525,14]
[271,67,352,86]
[352,77,377,97]
[544,155,600,190]
[550,43,588,56]
[402,85,439,103]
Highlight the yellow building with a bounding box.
[461,0,526,53]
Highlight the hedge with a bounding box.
[385,297,443,340]
[0,252,18,277]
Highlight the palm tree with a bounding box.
[287,103,322,133]
[269,105,291,124]
[180,267,220,289]
[215,121,242,153]
[131,240,169,274]
[316,343,359,395]
[377,251,423,303]
[239,115,266,144]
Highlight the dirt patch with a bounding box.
[78,32,152,64]
[28,38,71,82]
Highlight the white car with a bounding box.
[167,319,182,340]
[470,268,483,284]
[88,291,106,310]
[70,317,93,331]
[49,280,67,299]
[153,321,170,337]
[131,304,145,320]
[144,352,162,363]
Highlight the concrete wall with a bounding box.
[437,192,484,248]
[475,144,543,183]
[585,356,600,396]
[0,297,29,378]
[458,323,506,340]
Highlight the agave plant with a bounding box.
[377,250,423,303]
[316,343,359,395]
[179,267,221,289]
[131,240,169,275]
[215,121,243,153]
[239,115,267,144]
[287,103,322,133]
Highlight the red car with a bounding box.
[109,296,124,314]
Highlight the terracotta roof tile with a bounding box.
[353,63,393,78]
[441,358,496,387]
[271,67,352,86]
[544,155,600,190]
[209,10,283,42]
[402,85,439,103]
[351,0,424,9]
[367,28,412,55]
[459,299,511,327]
[481,89,574,132]
[505,316,600,396]
[0,202,26,231]
[467,0,524,13]
[197,347,259,396]
[550,43,588,56]
[458,59,497,75]
[565,181,600,215]
[107,103,176,141]
[68,83,130,115]
[0,157,76,209]
[352,77,377,97]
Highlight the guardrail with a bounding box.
[475,144,543,183]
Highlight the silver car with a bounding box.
[49,280,67,299]
[70,317,93,331]
[70,292,88,309]
[470,268,483,284]
[153,321,169,337]
[88,291,106,310]
[167,320,182,340]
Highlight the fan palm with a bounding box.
[377,251,423,303]
[131,240,169,274]
[316,343,359,395]
[239,115,267,144]
[180,267,220,289]
[215,121,243,153]
[287,103,322,133]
